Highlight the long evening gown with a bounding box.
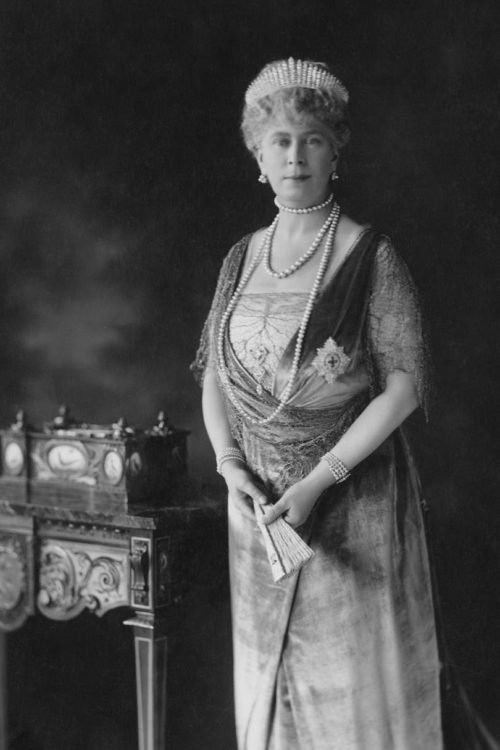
[193,229,441,749]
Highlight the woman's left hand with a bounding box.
[260,478,323,528]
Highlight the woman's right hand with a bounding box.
[220,462,268,508]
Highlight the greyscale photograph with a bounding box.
[0,2,499,749]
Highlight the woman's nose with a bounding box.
[287,142,304,165]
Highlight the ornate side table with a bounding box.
[0,409,227,750]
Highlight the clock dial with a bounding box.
[4,442,24,475]
[47,444,88,476]
[103,450,124,485]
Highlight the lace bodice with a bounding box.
[228,292,308,394]
[192,232,431,416]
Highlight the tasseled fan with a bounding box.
[253,499,314,582]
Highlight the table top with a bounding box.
[0,485,226,531]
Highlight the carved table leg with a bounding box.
[124,613,168,750]
[0,632,7,750]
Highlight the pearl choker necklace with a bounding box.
[217,202,341,426]
[274,193,334,214]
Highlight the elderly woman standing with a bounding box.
[193,59,441,749]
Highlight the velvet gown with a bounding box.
[192,229,443,750]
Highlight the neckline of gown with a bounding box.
[238,225,372,299]
[225,226,376,401]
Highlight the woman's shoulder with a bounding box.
[370,233,418,296]
[244,227,267,261]
[218,232,252,269]
[336,216,407,285]
[213,230,264,287]
[336,214,366,250]
[373,234,411,273]
[223,227,267,274]
[328,214,371,277]
[337,214,397,254]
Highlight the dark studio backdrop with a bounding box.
[2,1,500,748]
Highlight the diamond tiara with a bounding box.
[245,58,349,106]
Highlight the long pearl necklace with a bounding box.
[263,207,334,279]
[217,202,341,426]
[274,192,333,214]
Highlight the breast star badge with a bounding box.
[310,337,351,383]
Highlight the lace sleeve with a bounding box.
[189,301,217,388]
[190,238,248,387]
[367,237,432,417]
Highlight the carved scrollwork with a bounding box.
[78,553,123,612]
[38,541,129,620]
[0,533,31,631]
[37,544,81,617]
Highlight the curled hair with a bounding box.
[241,81,351,158]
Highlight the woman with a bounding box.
[192,58,443,749]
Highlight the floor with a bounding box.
[6,480,500,750]
[7,592,236,750]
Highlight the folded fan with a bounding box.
[253,500,314,582]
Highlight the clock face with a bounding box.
[103,450,124,485]
[4,442,24,475]
[47,444,88,476]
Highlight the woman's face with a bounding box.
[257,114,336,208]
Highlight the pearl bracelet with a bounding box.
[320,451,351,484]
[216,447,245,475]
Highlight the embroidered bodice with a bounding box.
[192,232,431,415]
[228,292,308,394]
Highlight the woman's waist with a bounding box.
[232,390,369,447]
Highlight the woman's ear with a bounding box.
[256,150,267,182]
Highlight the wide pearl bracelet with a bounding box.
[216,447,246,475]
[320,451,351,484]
